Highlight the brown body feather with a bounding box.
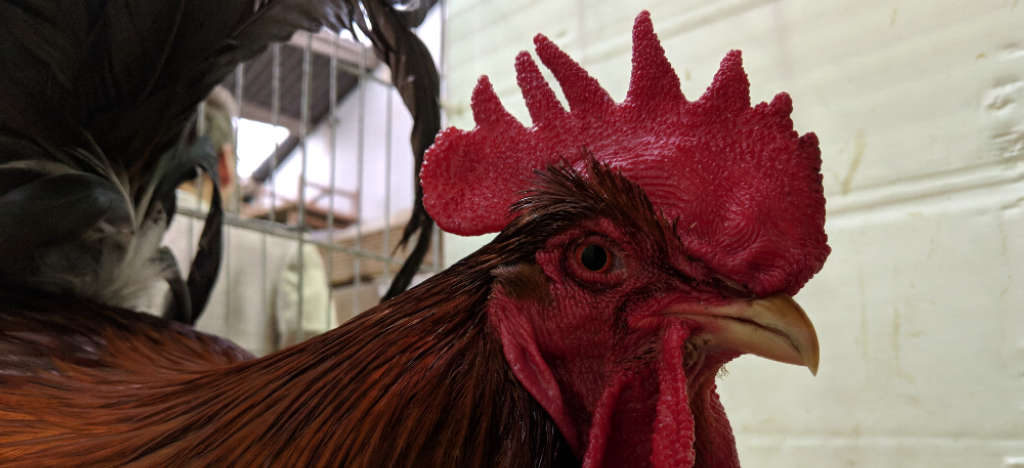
[0,164,655,467]
[0,270,572,467]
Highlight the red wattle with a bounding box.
[581,372,631,468]
[652,322,696,468]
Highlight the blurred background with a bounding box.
[189,1,1023,466]
[167,6,446,355]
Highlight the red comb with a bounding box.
[421,11,829,296]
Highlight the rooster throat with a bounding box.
[580,323,735,468]
[682,335,710,377]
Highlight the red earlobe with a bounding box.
[487,289,580,452]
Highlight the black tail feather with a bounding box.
[350,1,441,300]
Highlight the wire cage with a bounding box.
[173,6,446,355]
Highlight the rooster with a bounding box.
[0,10,828,468]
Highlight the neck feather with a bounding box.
[182,252,574,466]
[0,248,574,467]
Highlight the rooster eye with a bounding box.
[579,244,609,272]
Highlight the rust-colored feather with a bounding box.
[0,164,663,467]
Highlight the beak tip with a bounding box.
[803,345,819,376]
[804,349,819,376]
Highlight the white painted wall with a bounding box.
[444,1,1024,466]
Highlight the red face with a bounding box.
[487,167,818,468]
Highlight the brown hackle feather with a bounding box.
[0,162,676,467]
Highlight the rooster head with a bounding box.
[421,11,829,468]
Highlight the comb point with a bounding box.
[515,51,568,126]
[533,33,614,116]
[700,50,750,114]
[626,10,684,107]
[471,76,518,128]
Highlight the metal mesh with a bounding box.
[181,10,444,350]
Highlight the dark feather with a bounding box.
[347,1,441,300]
[0,172,124,261]
[157,247,193,323]
[0,0,354,319]
[148,134,223,325]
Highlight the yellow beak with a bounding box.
[661,295,820,375]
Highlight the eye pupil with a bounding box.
[580,245,608,271]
